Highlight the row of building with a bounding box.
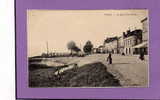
[93,17,148,55]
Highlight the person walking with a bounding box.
[107,53,112,64]
[139,50,145,61]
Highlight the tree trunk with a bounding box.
[71,49,73,55]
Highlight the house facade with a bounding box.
[123,29,142,55]
[132,17,148,55]
[141,17,148,54]
[104,37,118,54]
[123,35,137,55]
[141,17,148,42]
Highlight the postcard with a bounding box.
[28,9,148,88]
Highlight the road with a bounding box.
[78,54,149,87]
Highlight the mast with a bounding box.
[46,41,49,55]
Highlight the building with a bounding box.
[98,45,105,53]
[141,17,148,42]
[141,17,148,55]
[92,48,98,53]
[92,46,105,54]
[123,29,142,55]
[132,18,148,55]
[117,36,124,54]
[104,37,118,54]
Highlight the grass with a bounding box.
[29,62,121,87]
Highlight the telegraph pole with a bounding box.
[46,41,49,55]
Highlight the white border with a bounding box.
[0,0,15,99]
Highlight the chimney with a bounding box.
[127,30,131,34]
[127,27,131,34]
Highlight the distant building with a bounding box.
[104,36,118,54]
[117,36,124,54]
[92,48,98,53]
[98,45,105,53]
[92,46,105,54]
[123,29,142,55]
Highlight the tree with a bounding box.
[83,41,93,54]
[67,41,76,54]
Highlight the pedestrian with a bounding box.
[139,50,145,61]
[107,53,112,64]
[73,63,78,71]
[122,52,125,56]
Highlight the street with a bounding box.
[76,54,149,87]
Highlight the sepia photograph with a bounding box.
[27,10,149,88]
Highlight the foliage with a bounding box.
[67,41,76,50]
[83,40,93,54]
[67,41,81,53]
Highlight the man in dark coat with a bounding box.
[107,53,112,64]
[139,50,145,60]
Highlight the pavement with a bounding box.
[73,54,148,87]
[103,54,148,87]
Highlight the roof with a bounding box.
[123,29,142,38]
[141,17,147,23]
[104,36,118,43]
[98,45,104,48]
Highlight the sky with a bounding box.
[27,10,148,57]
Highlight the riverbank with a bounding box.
[29,61,121,87]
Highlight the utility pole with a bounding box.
[46,41,49,55]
